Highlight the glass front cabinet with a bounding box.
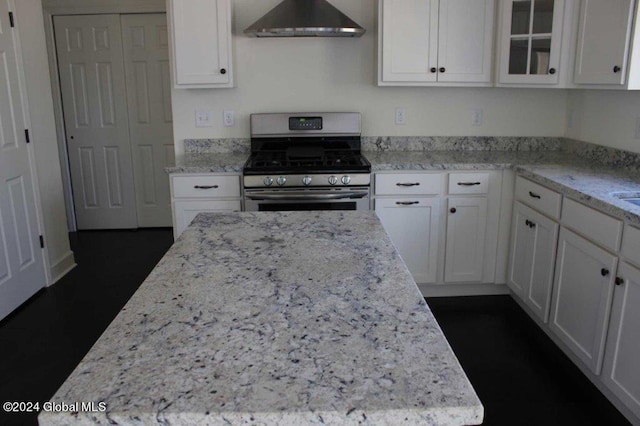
[498,0,565,84]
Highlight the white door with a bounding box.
[508,202,536,297]
[121,14,174,227]
[574,0,634,85]
[602,262,640,420]
[444,197,488,283]
[550,227,617,375]
[375,197,440,283]
[437,0,494,83]
[380,0,439,82]
[54,15,137,229]
[0,0,46,320]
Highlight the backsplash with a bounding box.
[563,138,640,170]
[184,139,250,154]
[361,137,562,152]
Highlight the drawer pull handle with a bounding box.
[615,277,625,286]
[457,182,481,186]
[601,268,610,277]
[396,182,420,187]
[525,220,536,228]
[194,185,219,189]
[396,201,419,206]
[529,191,541,199]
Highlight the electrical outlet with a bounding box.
[471,109,483,126]
[195,110,213,128]
[223,110,235,127]
[635,116,640,139]
[567,109,575,129]
[395,107,406,125]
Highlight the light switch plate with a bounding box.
[223,110,235,127]
[395,107,406,125]
[471,109,483,126]
[195,110,213,128]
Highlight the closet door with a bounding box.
[54,15,137,229]
[121,14,174,227]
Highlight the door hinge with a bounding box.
[39,235,44,249]
[9,12,14,28]
[25,129,30,143]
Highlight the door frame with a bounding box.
[42,0,166,231]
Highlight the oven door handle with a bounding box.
[246,192,369,201]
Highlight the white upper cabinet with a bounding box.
[378,0,495,85]
[169,0,233,88]
[574,0,635,86]
[497,0,569,85]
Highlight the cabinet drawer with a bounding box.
[448,173,490,195]
[561,198,623,252]
[172,175,240,199]
[515,176,562,219]
[375,173,442,196]
[621,224,640,267]
[173,199,241,238]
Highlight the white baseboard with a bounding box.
[49,251,76,285]
[418,283,510,297]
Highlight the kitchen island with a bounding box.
[39,212,483,426]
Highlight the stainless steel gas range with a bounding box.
[243,112,371,211]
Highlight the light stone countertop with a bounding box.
[166,152,249,174]
[39,211,483,426]
[516,164,640,226]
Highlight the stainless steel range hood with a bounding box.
[244,0,365,38]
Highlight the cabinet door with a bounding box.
[437,0,495,83]
[375,197,440,283]
[509,202,559,322]
[444,197,488,283]
[498,0,565,84]
[170,0,232,88]
[173,200,241,239]
[550,228,617,374]
[574,0,634,85]
[602,262,640,420]
[380,0,439,82]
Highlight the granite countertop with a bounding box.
[516,164,640,226]
[166,152,249,174]
[39,212,483,426]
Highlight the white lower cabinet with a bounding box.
[550,227,617,375]
[374,197,441,283]
[602,262,640,420]
[444,197,488,283]
[170,173,242,238]
[508,202,559,323]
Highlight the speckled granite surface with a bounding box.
[166,152,248,174]
[362,136,562,152]
[39,212,483,426]
[516,164,640,226]
[184,138,250,154]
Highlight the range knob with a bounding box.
[341,175,351,185]
[263,177,274,186]
[302,176,313,186]
[276,176,287,186]
[328,176,338,185]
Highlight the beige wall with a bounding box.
[16,0,74,283]
[172,0,568,159]
[566,90,640,154]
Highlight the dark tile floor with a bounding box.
[0,229,632,426]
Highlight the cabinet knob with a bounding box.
[450,207,457,214]
[549,68,556,75]
[615,277,625,286]
[430,67,437,73]
[601,268,610,277]
[439,67,446,73]
[220,68,227,75]
[613,66,621,73]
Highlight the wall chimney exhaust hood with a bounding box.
[244,0,365,38]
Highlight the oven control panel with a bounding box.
[289,117,322,131]
[244,174,371,188]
